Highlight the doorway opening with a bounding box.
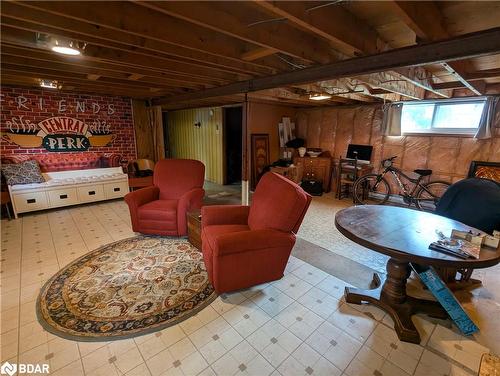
[223,106,243,185]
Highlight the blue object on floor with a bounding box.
[411,263,479,336]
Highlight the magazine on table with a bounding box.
[429,230,481,259]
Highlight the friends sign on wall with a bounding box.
[0,87,135,159]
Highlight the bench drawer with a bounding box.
[77,185,105,202]
[47,188,79,207]
[103,181,129,199]
[13,191,48,213]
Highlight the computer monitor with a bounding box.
[346,144,373,162]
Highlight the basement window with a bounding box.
[401,98,486,135]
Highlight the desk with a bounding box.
[335,205,500,343]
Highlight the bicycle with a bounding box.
[352,156,451,211]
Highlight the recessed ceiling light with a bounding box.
[51,45,81,55]
[309,93,332,101]
[50,37,83,56]
[39,79,60,89]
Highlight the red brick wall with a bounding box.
[1,86,137,162]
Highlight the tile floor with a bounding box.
[0,199,495,376]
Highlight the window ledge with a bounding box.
[402,132,475,138]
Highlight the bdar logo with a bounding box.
[0,362,17,376]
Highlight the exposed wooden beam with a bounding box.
[1,65,182,93]
[391,0,486,95]
[353,72,425,100]
[241,47,276,62]
[485,83,500,95]
[0,54,206,90]
[441,62,484,96]
[86,74,100,81]
[0,43,224,87]
[152,28,500,106]
[429,68,500,90]
[0,2,275,76]
[10,1,287,73]
[465,69,500,80]
[431,81,466,90]
[135,1,335,64]
[1,74,175,98]
[253,0,449,98]
[128,73,145,81]
[253,0,386,56]
[0,26,242,83]
[393,66,452,98]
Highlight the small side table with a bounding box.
[128,176,154,191]
[187,211,202,249]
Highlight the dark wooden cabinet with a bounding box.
[293,157,333,192]
[187,211,202,249]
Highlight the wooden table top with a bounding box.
[335,205,500,269]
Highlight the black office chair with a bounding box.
[436,178,500,234]
[435,178,500,289]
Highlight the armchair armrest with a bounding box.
[215,229,295,257]
[202,205,250,228]
[124,185,159,232]
[177,188,205,235]
[124,186,159,208]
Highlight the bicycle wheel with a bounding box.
[415,180,451,211]
[353,174,391,205]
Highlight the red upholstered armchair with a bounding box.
[201,172,312,293]
[125,159,205,236]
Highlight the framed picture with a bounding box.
[251,134,270,189]
[467,160,500,182]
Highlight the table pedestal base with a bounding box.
[345,258,448,344]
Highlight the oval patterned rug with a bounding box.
[37,236,216,341]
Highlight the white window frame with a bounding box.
[401,97,486,136]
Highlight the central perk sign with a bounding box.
[38,117,91,152]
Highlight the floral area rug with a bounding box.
[37,236,216,341]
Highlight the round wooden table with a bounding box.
[335,205,500,344]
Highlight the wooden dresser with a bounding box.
[293,157,333,192]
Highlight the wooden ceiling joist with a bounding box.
[391,0,486,95]
[253,0,386,56]
[0,54,209,90]
[241,47,277,62]
[1,66,182,94]
[252,0,449,98]
[0,25,246,83]
[10,1,287,73]
[152,28,500,106]
[0,44,225,87]
[134,1,336,64]
[1,1,277,77]
[1,74,176,98]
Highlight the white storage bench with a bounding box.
[8,167,129,218]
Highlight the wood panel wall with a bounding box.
[168,107,224,184]
[131,99,155,161]
[247,101,297,163]
[296,104,500,186]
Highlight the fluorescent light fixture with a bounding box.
[39,80,60,89]
[52,45,81,55]
[309,93,332,101]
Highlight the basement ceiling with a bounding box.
[1,1,499,110]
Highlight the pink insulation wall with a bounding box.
[296,104,500,186]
